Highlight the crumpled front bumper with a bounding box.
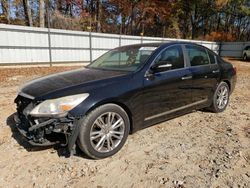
[13,113,59,146]
[14,95,80,156]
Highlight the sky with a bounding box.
[0,1,3,14]
[0,0,17,18]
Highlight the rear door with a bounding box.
[184,45,219,103]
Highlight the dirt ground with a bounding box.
[0,59,249,188]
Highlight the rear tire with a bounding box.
[77,104,130,159]
[209,82,230,113]
[243,54,247,61]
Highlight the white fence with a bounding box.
[0,24,249,65]
[220,42,250,57]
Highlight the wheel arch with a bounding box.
[222,80,231,92]
[85,100,134,134]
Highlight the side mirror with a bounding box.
[151,61,172,73]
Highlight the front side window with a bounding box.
[154,45,184,70]
[88,46,158,72]
[186,45,210,66]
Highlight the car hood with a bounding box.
[20,68,128,98]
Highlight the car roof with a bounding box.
[116,41,206,49]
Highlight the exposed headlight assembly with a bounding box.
[30,93,89,117]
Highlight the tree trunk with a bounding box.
[96,0,102,32]
[162,25,166,38]
[119,13,123,34]
[180,0,191,39]
[121,15,126,34]
[23,0,33,26]
[216,12,221,31]
[191,16,195,39]
[56,0,63,12]
[191,3,197,39]
[39,0,45,27]
[130,3,135,35]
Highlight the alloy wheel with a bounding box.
[90,112,125,153]
[216,85,229,109]
[243,54,247,61]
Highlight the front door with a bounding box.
[143,45,193,125]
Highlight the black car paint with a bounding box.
[21,68,128,99]
[14,42,236,154]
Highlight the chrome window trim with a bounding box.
[146,44,186,73]
[153,66,189,75]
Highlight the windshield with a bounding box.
[88,45,158,71]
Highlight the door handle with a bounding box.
[212,70,220,74]
[181,75,192,80]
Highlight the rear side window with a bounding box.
[154,45,184,70]
[186,45,210,66]
[207,50,216,64]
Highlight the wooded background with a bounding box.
[0,0,249,42]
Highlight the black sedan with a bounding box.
[14,42,237,159]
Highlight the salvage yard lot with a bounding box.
[0,59,249,188]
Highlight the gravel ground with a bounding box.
[0,59,249,188]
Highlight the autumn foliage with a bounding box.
[204,32,236,42]
[0,0,249,41]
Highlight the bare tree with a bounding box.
[23,0,33,26]
[39,0,45,27]
[96,0,102,32]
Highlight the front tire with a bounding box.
[209,82,230,113]
[77,104,130,159]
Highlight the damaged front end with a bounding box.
[14,95,79,154]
